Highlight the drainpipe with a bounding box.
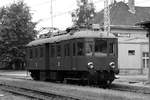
[148,30,150,83]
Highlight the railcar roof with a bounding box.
[27,30,115,46]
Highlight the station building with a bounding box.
[93,0,150,74]
[111,25,148,75]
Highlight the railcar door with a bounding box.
[26,47,34,70]
[31,45,46,70]
[108,38,118,66]
[94,38,108,70]
[63,41,72,70]
[49,43,57,70]
[71,40,77,70]
[56,42,63,70]
[76,39,86,70]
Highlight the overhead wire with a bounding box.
[136,0,150,6]
[20,0,150,26]
[26,0,55,7]
[0,0,14,7]
[38,0,105,22]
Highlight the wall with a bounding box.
[118,43,141,68]
[118,43,142,74]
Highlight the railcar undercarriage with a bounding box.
[29,69,117,87]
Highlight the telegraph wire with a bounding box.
[136,0,150,5]
[38,0,149,23]
[28,0,56,7]
[36,0,105,24]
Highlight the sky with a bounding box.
[0,0,150,30]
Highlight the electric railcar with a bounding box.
[26,29,119,85]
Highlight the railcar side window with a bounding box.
[67,44,70,56]
[40,47,44,57]
[64,43,70,56]
[73,43,76,56]
[51,45,55,57]
[64,44,67,56]
[57,45,61,57]
[35,48,38,58]
[77,42,84,56]
[109,42,114,55]
[29,49,33,58]
[95,39,107,56]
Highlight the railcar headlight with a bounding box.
[109,62,115,69]
[88,62,94,69]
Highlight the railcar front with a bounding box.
[84,37,119,85]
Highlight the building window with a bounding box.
[128,50,135,55]
[117,33,130,37]
[142,52,149,68]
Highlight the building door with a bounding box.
[142,52,149,74]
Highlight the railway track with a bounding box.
[111,83,150,94]
[0,75,150,100]
[0,83,79,100]
[1,71,149,94]
[1,74,150,94]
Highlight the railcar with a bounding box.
[26,29,119,85]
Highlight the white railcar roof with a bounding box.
[27,30,115,46]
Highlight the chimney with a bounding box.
[128,0,135,14]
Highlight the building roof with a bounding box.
[93,2,150,26]
[27,30,115,46]
[110,25,144,30]
[118,37,148,44]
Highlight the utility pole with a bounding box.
[50,0,53,28]
[50,0,54,36]
[104,0,110,36]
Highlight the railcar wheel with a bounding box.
[30,71,40,81]
[87,74,98,86]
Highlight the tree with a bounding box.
[71,0,96,28]
[0,1,37,69]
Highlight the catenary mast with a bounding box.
[104,0,110,36]
[51,0,53,29]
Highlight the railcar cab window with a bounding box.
[85,40,94,56]
[77,42,84,56]
[95,39,107,56]
[109,42,114,56]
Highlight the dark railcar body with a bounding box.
[26,30,119,84]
